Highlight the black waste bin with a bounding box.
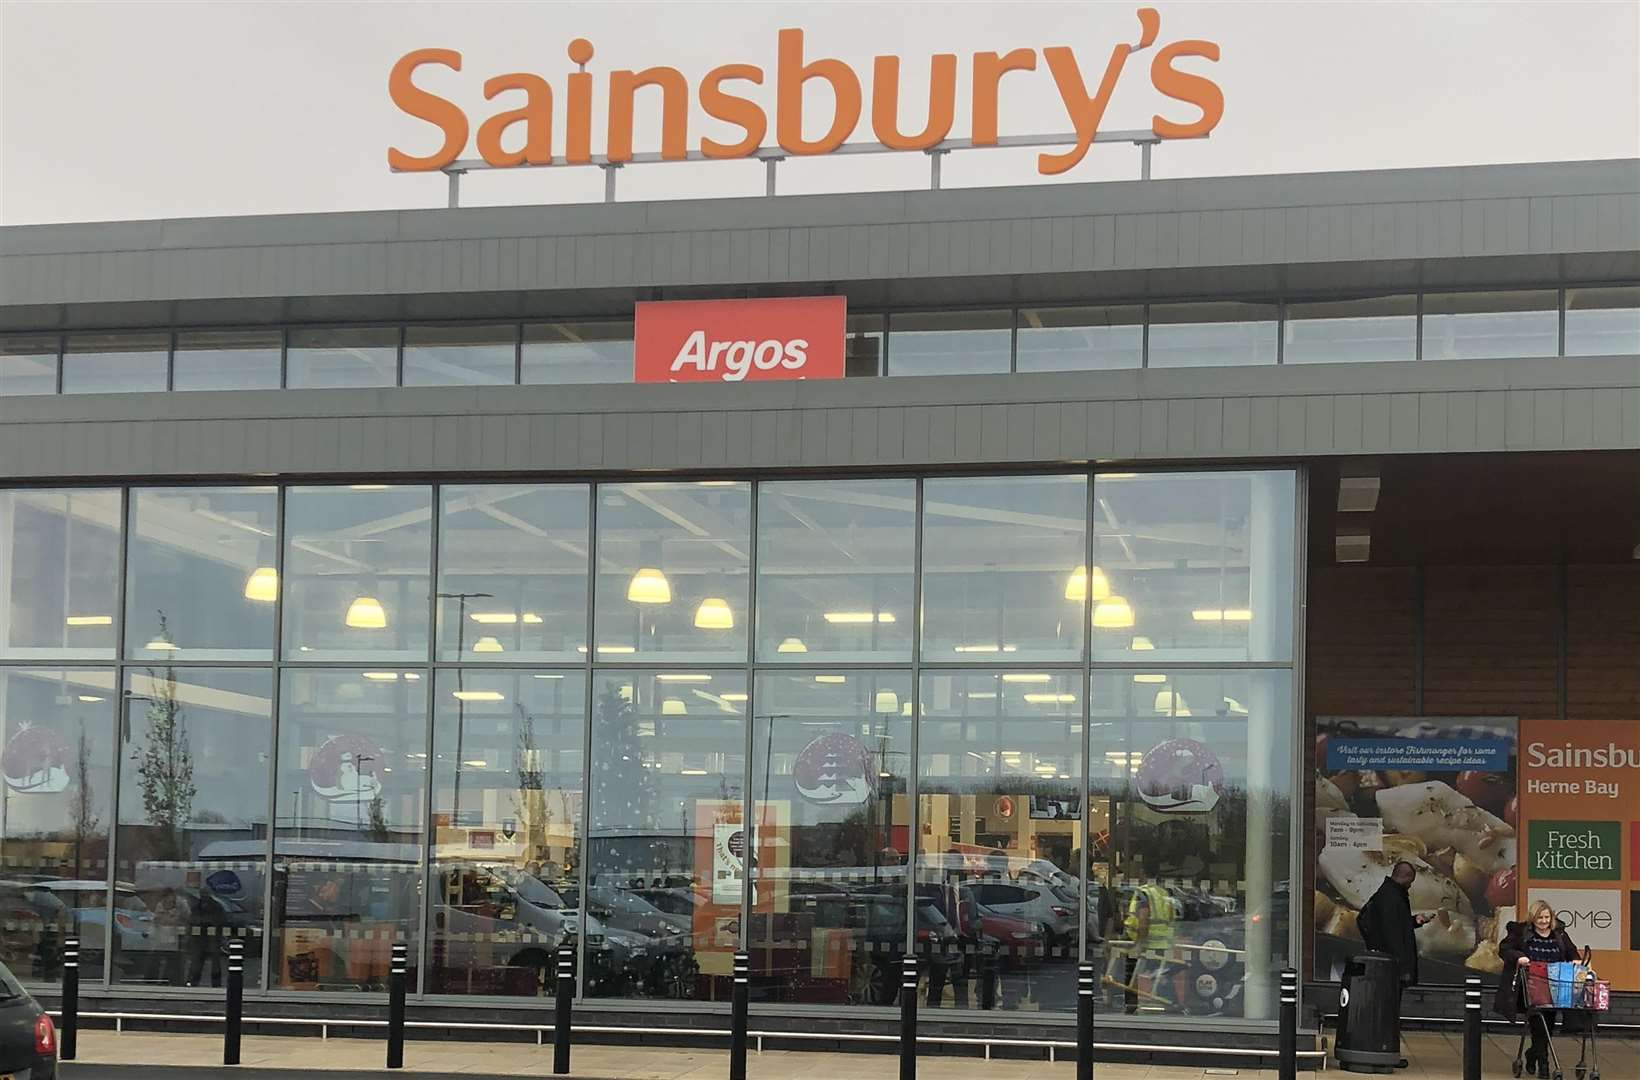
[1334,951,1400,1074]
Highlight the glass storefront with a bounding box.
[0,471,1298,1023]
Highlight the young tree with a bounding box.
[132,657,196,862]
[70,723,101,880]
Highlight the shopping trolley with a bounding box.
[1510,946,1607,1080]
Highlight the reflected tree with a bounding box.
[132,651,196,861]
[70,723,99,880]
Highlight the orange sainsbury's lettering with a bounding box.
[386,12,1222,177]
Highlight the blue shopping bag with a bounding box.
[1547,961,1582,1008]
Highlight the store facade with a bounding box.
[0,157,1636,1036]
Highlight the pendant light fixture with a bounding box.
[1091,595,1135,629]
[144,632,179,652]
[345,593,388,629]
[874,689,900,714]
[243,566,278,603]
[1064,565,1111,603]
[777,637,807,653]
[472,636,504,653]
[627,539,671,604]
[694,596,735,630]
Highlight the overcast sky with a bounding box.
[2,0,1636,225]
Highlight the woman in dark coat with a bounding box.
[1494,899,1579,1078]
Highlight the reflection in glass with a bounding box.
[1565,285,1640,356]
[437,485,589,662]
[62,332,170,394]
[1146,303,1278,368]
[125,487,278,661]
[1016,307,1144,372]
[887,311,1012,376]
[1090,669,1291,1019]
[585,670,745,1000]
[270,669,427,991]
[593,482,750,662]
[521,322,633,384]
[172,330,282,391]
[917,671,1082,1012]
[749,672,911,1006]
[1421,291,1558,360]
[1283,296,1417,364]
[428,670,585,996]
[404,325,517,386]
[846,314,884,377]
[286,327,398,389]
[0,489,122,659]
[113,667,272,988]
[0,335,59,396]
[921,475,1087,661]
[756,480,915,662]
[282,486,432,661]
[0,669,115,983]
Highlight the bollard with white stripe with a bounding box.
[1279,968,1298,1080]
[224,938,245,1065]
[899,956,917,1080]
[1076,960,1095,1080]
[386,941,407,1070]
[1463,975,1481,1080]
[60,934,79,1061]
[552,942,574,1075]
[730,951,750,1080]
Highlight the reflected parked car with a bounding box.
[958,880,1077,947]
[37,881,160,978]
[0,881,68,980]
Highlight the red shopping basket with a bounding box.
[1522,961,1554,1008]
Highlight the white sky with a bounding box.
[1,0,1637,225]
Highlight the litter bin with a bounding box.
[1334,951,1400,1074]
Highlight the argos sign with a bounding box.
[633,296,845,383]
[389,8,1222,178]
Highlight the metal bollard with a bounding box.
[224,939,245,1065]
[899,956,917,1080]
[1279,968,1298,1080]
[552,942,574,1075]
[1076,960,1094,1080]
[1463,975,1482,1080]
[730,951,750,1080]
[60,934,79,1062]
[386,941,407,1070]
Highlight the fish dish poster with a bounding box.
[1314,716,1519,985]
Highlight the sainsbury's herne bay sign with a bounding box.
[388,8,1223,176]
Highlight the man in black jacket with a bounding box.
[1357,861,1434,1069]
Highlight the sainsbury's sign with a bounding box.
[388,8,1222,177]
[633,296,846,383]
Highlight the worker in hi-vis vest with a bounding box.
[1113,875,1177,1013]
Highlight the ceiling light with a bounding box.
[1100,473,1137,480]
[1223,696,1249,715]
[471,636,505,653]
[694,597,735,630]
[362,672,400,682]
[1064,565,1111,603]
[680,768,708,775]
[1002,673,1052,683]
[1034,764,1058,774]
[1154,690,1190,715]
[1023,692,1077,704]
[594,645,637,654]
[1133,673,1168,684]
[1131,635,1155,651]
[470,612,518,624]
[814,675,846,684]
[1337,475,1381,513]
[967,692,998,700]
[901,702,913,716]
[627,567,672,604]
[452,690,505,703]
[65,615,112,627]
[721,692,748,703]
[243,566,279,603]
[777,637,807,653]
[144,635,179,652]
[404,672,420,680]
[823,611,875,624]
[349,484,390,491]
[656,673,712,682]
[1192,609,1253,622]
[661,697,688,715]
[532,673,564,679]
[462,759,488,768]
[77,695,104,703]
[953,643,1016,654]
[345,595,388,629]
[874,689,899,714]
[1092,596,1135,629]
[522,613,542,624]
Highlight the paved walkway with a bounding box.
[58,1028,1638,1078]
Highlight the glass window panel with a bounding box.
[0,335,59,396]
[521,322,633,384]
[756,479,915,662]
[1146,303,1278,368]
[427,669,585,997]
[921,475,1087,662]
[1421,290,1558,360]
[846,314,884,377]
[585,670,745,1001]
[1565,285,1640,356]
[282,486,432,662]
[593,482,750,663]
[172,329,282,391]
[0,488,122,660]
[125,487,279,661]
[1283,296,1417,364]
[403,324,518,386]
[62,332,169,394]
[887,311,1012,376]
[1091,471,1295,663]
[1016,306,1144,372]
[917,671,1083,1013]
[1089,669,1291,1019]
[112,667,272,988]
[0,668,115,983]
[286,327,398,389]
[437,485,590,662]
[269,669,427,991]
[749,671,912,1006]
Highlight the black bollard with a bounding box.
[60,934,79,1062]
[1076,960,1094,1080]
[552,942,574,1075]
[224,939,244,1066]
[730,951,750,1080]
[386,941,407,1070]
[1279,968,1298,1080]
[1463,975,1481,1080]
[899,956,917,1080]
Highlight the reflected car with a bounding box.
[958,880,1077,946]
[0,881,68,979]
[0,956,56,1079]
[37,881,160,976]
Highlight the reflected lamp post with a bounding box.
[437,591,492,824]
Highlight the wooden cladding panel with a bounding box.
[1305,566,1419,718]
[1567,564,1640,720]
[1421,565,1560,722]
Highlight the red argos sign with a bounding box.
[633,296,846,383]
